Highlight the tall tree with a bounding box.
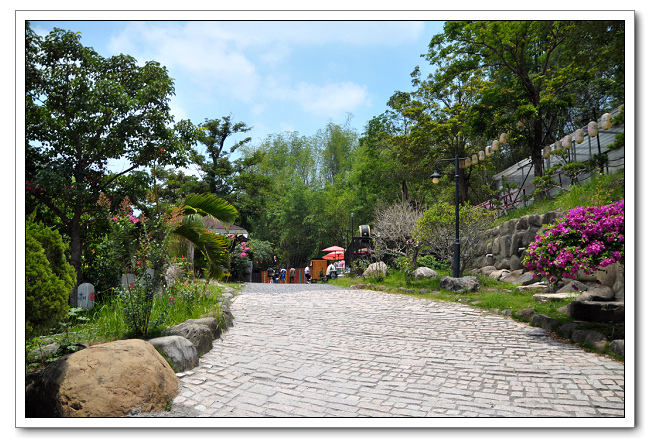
[193,116,252,196]
[425,21,624,178]
[25,23,194,294]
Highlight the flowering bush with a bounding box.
[225,233,251,281]
[94,194,180,336]
[523,200,624,285]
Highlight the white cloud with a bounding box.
[293,81,371,116]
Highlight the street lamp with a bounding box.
[430,155,469,278]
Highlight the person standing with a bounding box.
[305,265,311,284]
[280,268,286,284]
[267,266,274,284]
[289,267,296,283]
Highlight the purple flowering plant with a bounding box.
[522,200,624,285]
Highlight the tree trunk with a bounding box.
[68,214,83,307]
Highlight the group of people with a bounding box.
[266,261,344,284]
[267,266,298,284]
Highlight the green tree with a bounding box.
[193,116,252,196]
[425,20,624,178]
[25,23,194,300]
[26,217,76,339]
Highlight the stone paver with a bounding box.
[170,283,625,418]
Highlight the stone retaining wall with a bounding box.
[473,210,566,271]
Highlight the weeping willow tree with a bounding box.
[171,193,239,279]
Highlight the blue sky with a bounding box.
[30,19,445,149]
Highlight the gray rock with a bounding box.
[557,280,589,294]
[571,329,608,350]
[515,272,537,286]
[577,286,616,302]
[499,235,513,258]
[489,269,509,281]
[439,276,480,293]
[148,335,199,373]
[495,258,511,270]
[566,301,624,323]
[516,216,529,230]
[509,254,524,271]
[558,322,581,339]
[501,309,512,316]
[533,292,578,303]
[515,283,548,294]
[162,322,213,356]
[609,339,625,358]
[185,317,222,339]
[527,214,543,227]
[413,266,438,280]
[363,262,388,279]
[515,308,536,319]
[479,265,497,276]
[501,269,524,283]
[418,289,429,295]
[531,314,558,331]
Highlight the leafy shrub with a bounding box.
[26,218,76,339]
[117,275,169,337]
[415,254,450,272]
[523,200,624,285]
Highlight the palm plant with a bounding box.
[172,193,239,280]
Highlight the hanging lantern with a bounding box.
[465,158,472,168]
[562,135,572,150]
[575,128,585,144]
[472,154,478,165]
[554,141,563,150]
[485,145,492,157]
[588,121,599,137]
[601,113,613,130]
[543,145,551,159]
[492,139,499,153]
[517,120,525,129]
[499,133,507,144]
[479,150,485,161]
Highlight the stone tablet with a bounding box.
[77,282,95,310]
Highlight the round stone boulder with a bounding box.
[148,335,199,373]
[439,276,480,293]
[25,339,178,418]
[413,266,438,280]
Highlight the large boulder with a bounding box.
[566,300,625,323]
[500,269,524,284]
[363,262,388,279]
[571,329,608,351]
[557,280,589,294]
[25,339,178,418]
[439,276,480,293]
[162,322,213,356]
[609,339,625,358]
[576,286,616,302]
[413,266,438,280]
[148,335,199,373]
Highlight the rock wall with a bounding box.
[473,210,566,271]
[472,210,624,301]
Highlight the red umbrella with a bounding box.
[323,252,345,261]
[322,245,345,252]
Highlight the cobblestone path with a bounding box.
[170,283,625,419]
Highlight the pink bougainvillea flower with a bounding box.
[240,252,246,257]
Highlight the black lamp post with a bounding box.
[430,155,469,278]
